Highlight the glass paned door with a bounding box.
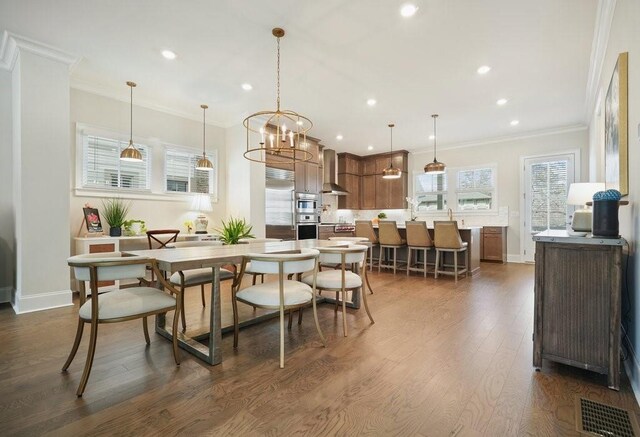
[523,153,575,262]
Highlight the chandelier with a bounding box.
[243,28,313,164]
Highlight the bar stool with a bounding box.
[355,220,379,271]
[378,220,407,274]
[433,221,468,283]
[405,221,434,277]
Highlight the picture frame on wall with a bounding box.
[604,52,629,196]
[82,207,103,234]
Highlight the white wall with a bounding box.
[0,69,13,301]
[588,0,640,401]
[224,123,265,238]
[69,89,228,242]
[409,128,589,258]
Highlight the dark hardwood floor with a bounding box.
[0,262,638,436]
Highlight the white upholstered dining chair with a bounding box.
[63,252,181,396]
[232,248,326,368]
[302,244,374,337]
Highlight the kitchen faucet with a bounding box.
[447,208,453,221]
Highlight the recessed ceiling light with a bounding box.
[400,3,418,17]
[429,135,435,140]
[477,65,491,75]
[161,50,176,60]
[336,134,343,141]
[367,98,377,106]
[510,120,520,126]
[241,83,253,91]
[496,98,508,106]
[367,145,374,151]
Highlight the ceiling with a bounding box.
[0,0,598,154]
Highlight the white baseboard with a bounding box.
[507,254,523,263]
[0,286,11,303]
[11,289,73,314]
[623,334,640,407]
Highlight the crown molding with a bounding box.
[584,0,617,121]
[409,124,588,154]
[0,30,81,71]
[70,78,231,129]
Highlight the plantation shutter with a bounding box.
[530,160,569,232]
[83,135,150,190]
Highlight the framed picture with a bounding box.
[604,52,629,196]
[83,207,103,233]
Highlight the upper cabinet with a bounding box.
[337,151,409,210]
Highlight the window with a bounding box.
[415,172,447,211]
[165,149,215,194]
[82,135,150,190]
[456,167,494,211]
[413,164,497,213]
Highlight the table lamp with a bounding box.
[191,193,213,234]
[567,182,605,235]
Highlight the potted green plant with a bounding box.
[216,217,255,245]
[373,211,386,225]
[123,219,146,236]
[102,198,130,237]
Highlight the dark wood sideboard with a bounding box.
[532,230,625,390]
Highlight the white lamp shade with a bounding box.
[566,183,605,206]
[191,193,213,212]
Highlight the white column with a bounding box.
[1,32,78,313]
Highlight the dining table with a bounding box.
[125,239,367,365]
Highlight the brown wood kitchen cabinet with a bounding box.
[338,151,408,210]
[481,226,507,263]
[295,161,320,194]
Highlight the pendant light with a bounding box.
[120,81,143,162]
[243,28,313,164]
[424,114,445,174]
[195,104,214,171]
[382,123,401,179]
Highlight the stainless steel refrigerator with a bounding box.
[265,167,296,240]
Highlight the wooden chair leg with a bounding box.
[143,317,150,345]
[200,284,206,307]
[180,285,187,332]
[335,291,339,312]
[76,320,99,397]
[342,290,348,337]
[62,319,85,371]
[365,268,374,294]
[362,284,375,324]
[288,309,293,330]
[171,305,181,366]
[279,305,285,369]
[252,274,257,286]
[298,307,304,325]
[311,291,326,347]
[232,292,239,349]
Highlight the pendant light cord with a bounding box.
[129,84,133,144]
[276,36,281,112]
[432,114,438,162]
[389,123,394,168]
[202,106,206,156]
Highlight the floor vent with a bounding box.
[576,397,640,436]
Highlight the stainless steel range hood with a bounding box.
[322,149,349,195]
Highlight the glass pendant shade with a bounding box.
[243,28,313,164]
[196,104,214,171]
[382,123,402,179]
[120,81,143,162]
[424,113,445,174]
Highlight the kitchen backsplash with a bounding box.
[321,194,509,227]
